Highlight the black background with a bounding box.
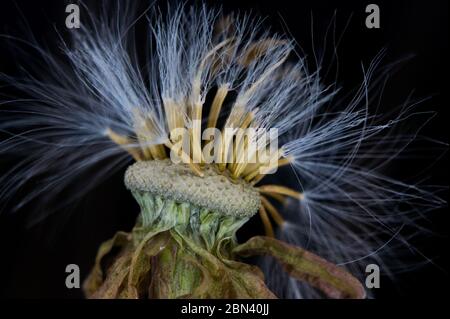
[0,0,448,300]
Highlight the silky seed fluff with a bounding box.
[124,159,261,217]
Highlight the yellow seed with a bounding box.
[259,205,275,238]
[258,184,303,200]
[261,196,285,227]
[106,128,143,161]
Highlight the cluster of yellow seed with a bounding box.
[106,21,305,236]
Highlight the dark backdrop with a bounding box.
[0,0,448,299]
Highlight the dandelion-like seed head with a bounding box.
[0,2,445,299]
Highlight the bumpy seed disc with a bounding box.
[124,159,261,217]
